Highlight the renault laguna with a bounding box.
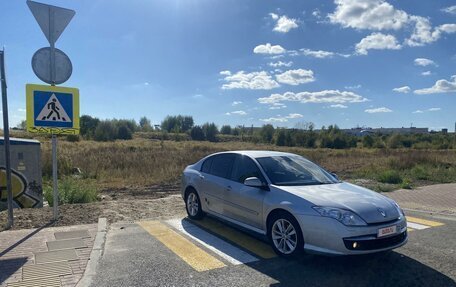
[181,151,407,256]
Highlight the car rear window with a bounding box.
[201,157,213,174]
[209,154,235,179]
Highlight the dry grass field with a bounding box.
[39,138,456,191]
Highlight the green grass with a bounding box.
[44,177,98,206]
[378,170,403,184]
[35,139,456,190]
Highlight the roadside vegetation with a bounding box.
[7,114,456,195]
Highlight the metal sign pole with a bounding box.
[0,49,14,229]
[48,7,59,221]
[52,135,58,220]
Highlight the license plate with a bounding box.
[377,225,397,238]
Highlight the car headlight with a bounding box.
[392,201,405,217]
[312,206,367,226]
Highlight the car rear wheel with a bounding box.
[185,188,205,220]
[268,212,303,257]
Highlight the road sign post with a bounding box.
[0,49,14,229]
[27,1,77,221]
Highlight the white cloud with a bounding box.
[442,5,456,15]
[231,101,242,106]
[271,14,299,33]
[192,94,204,99]
[412,110,424,114]
[260,117,288,123]
[268,61,293,68]
[345,84,362,90]
[428,107,441,112]
[220,70,231,76]
[312,9,321,19]
[287,113,304,119]
[253,43,286,55]
[355,33,401,55]
[225,110,247,116]
[269,13,279,20]
[221,71,279,90]
[329,0,456,48]
[260,113,303,123]
[414,75,456,94]
[329,104,348,108]
[406,17,456,47]
[258,90,368,105]
[299,48,335,58]
[268,103,287,110]
[275,69,315,85]
[365,107,393,113]
[329,0,409,31]
[414,58,436,67]
[421,71,432,76]
[392,86,411,93]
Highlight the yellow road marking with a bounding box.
[406,216,444,227]
[138,221,226,272]
[407,227,414,232]
[191,217,276,259]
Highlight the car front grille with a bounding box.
[343,231,407,251]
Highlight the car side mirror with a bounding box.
[244,177,266,189]
[330,172,339,181]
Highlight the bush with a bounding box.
[410,165,430,180]
[94,120,118,141]
[44,177,98,206]
[190,125,205,141]
[378,170,403,184]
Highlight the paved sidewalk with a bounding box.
[384,183,456,215]
[0,223,97,287]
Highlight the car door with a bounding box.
[198,153,235,215]
[223,154,267,229]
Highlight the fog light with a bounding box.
[353,242,358,249]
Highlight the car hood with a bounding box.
[277,182,400,224]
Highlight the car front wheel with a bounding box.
[268,212,303,257]
[185,188,205,220]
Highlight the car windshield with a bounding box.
[256,155,339,186]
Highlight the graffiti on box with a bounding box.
[0,167,41,208]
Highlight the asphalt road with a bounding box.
[90,210,456,287]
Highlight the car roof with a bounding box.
[208,150,297,159]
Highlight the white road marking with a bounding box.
[407,222,430,230]
[166,219,259,265]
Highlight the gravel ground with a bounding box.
[0,185,186,231]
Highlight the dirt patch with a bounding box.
[0,186,185,231]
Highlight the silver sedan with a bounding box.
[181,151,407,256]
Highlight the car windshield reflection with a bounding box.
[256,155,339,186]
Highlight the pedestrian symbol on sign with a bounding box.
[36,93,71,123]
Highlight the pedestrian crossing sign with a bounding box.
[26,84,79,134]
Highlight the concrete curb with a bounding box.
[76,218,107,287]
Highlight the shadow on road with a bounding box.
[0,257,28,284]
[251,252,455,287]
[183,217,455,287]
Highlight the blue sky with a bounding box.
[1,0,456,130]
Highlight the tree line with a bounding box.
[76,114,455,149]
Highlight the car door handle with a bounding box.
[225,185,232,191]
[199,175,205,179]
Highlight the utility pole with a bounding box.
[0,48,14,229]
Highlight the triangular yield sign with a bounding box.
[27,0,75,45]
[36,93,72,123]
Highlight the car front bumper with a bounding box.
[296,214,408,255]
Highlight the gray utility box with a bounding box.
[0,137,43,210]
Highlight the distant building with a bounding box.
[341,127,429,136]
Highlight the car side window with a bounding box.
[209,154,235,179]
[201,157,213,174]
[231,155,265,184]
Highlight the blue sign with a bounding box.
[33,90,73,128]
